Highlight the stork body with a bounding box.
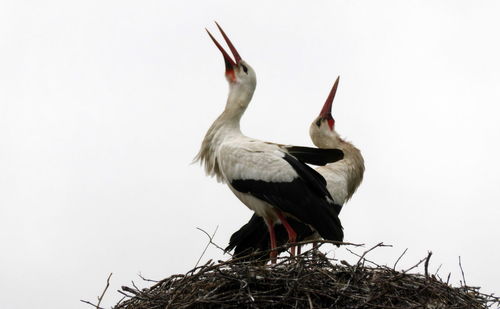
[196,24,345,262]
[226,77,365,260]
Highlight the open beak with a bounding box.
[320,76,340,118]
[206,22,242,76]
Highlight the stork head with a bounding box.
[310,76,341,148]
[206,22,256,92]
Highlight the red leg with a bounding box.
[276,212,297,256]
[264,218,277,264]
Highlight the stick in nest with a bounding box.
[80,272,112,309]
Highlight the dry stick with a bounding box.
[393,248,408,270]
[293,239,363,249]
[80,272,112,309]
[346,248,382,268]
[458,256,467,287]
[403,255,429,274]
[80,300,103,309]
[138,272,158,283]
[131,281,141,293]
[194,226,220,268]
[434,264,442,276]
[97,273,112,308]
[122,286,140,295]
[356,242,389,266]
[346,242,391,269]
[424,251,433,278]
[114,296,126,307]
[197,226,228,253]
[117,289,133,299]
[307,292,313,309]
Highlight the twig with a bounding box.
[138,272,158,283]
[122,286,140,295]
[356,242,389,266]
[197,226,227,253]
[98,273,112,308]
[346,248,382,268]
[349,242,390,270]
[80,272,112,309]
[80,300,103,309]
[403,256,428,274]
[458,256,467,287]
[131,281,141,292]
[393,248,408,270]
[114,296,126,307]
[293,239,364,248]
[194,226,221,268]
[434,264,442,276]
[424,251,432,278]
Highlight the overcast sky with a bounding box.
[1,1,499,308]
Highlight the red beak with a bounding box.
[320,76,340,118]
[206,22,242,75]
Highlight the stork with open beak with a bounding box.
[195,23,346,263]
[226,77,365,261]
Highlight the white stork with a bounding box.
[226,77,365,260]
[195,23,345,263]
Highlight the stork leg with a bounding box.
[276,211,297,256]
[264,218,277,264]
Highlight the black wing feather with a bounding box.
[230,153,343,241]
[286,146,344,166]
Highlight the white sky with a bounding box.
[1,1,499,308]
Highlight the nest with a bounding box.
[112,242,499,309]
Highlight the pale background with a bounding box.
[1,1,499,308]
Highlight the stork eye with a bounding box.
[241,64,248,74]
[315,119,321,127]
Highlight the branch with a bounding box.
[80,300,104,309]
[424,251,432,278]
[393,248,408,270]
[138,272,158,283]
[80,273,112,309]
[458,256,467,287]
[195,226,223,268]
[356,242,390,266]
[403,255,428,274]
[349,242,390,270]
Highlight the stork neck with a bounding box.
[314,134,362,166]
[329,139,365,201]
[337,140,363,168]
[221,80,255,124]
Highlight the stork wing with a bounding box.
[285,146,344,166]
[228,150,344,242]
